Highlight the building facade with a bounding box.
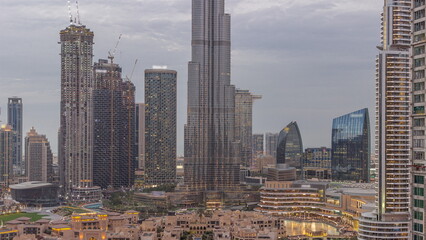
[145,69,177,186]
[25,128,53,183]
[358,1,411,239]
[92,59,136,189]
[7,97,23,173]
[252,134,264,158]
[331,109,370,182]
[58,22,100,201]
[412,0,426,239]
[136,103,145,170]
[276,122,303,169]
[303,147,331,180]
[234,89,261,168]
[184,0,240,192]
[0,124,14,186]
[265,133,279,158]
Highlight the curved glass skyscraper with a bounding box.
[331,108,370,183]
[276,122,303,169]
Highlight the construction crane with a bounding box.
[126,59,139,82]
[108,34,122,65]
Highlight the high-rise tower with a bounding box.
[184,0,240,191]
[358,0,411,239]
[92,59,136,189]
[411,0,426,239]
[7,97,23,173]
[59,21,101,202]
[234,89,261,168]
[145,68,177,186]
[25,127,53,183]
[0,124,14,186]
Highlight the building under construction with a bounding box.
[93,59,136,189]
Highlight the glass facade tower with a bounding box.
[7,97,23,172]
[276,121,303,169]
[331,108,370,182]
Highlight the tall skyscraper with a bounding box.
[252,134,264,158]
[265,133,279,158]
[276,121,303,169]
[184,0,240,192]
[331,108,370,183]
[358,1,411,239]
[59,21,101,202]
[234,89,261,168]
[0,124,14,186]
[92,59,136,189]
[25,127,53,183]
[412,1,426,239]
[145,68,177,186]
[135,103,145,170]
[7,97,23,173]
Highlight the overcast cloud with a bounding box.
[0,0,381,155]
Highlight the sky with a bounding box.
[0,0,382,155]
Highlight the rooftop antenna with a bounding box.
[75,1,81,24]
[67,0,73,23]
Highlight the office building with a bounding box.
[92,58,136,189]
[184,0,240,192]
[25,127,53,183]
[265,133,278,158]
[144,68,177,186]
[7,97,23,173]
[331,109,370,182]
[358,1,411,239]
[58,21,101,202]
[0,124,14,186]
[136,103,145,170]
[303,147,331,180]
[276,122,303,169]
[412,0,426,239]
[234,89,261,168]
[252,133,264,159]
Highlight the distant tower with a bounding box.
[276,122,303,169]
[135,103,146,170]
[59,21,101,202]
[234,89,261,168]
[0,124,14,186]
[265,133,279,158]
[184,0,240,192]
[92,59,136,189]
[145,68,177,186]
[25,127,53,183]
[252,134,264,158]
[331,108,370,182]
[7,97,23,173]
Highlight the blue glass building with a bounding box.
[7,97,23,171]
[331,108,370,182]
[276,121,303,169]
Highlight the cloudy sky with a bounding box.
[0,0,381,155]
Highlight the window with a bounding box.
[415,211,424,220]
[415,82,425,91]
[415,152,425,161]
[414,234,424,240]
[414,118,425,127]
[415,0,426,8]
[415,106,425,114]
[415,46,426,56]
[415,175,425,184]
[415,22,426,32]
[416,58,426,68]
[415,34,426,43]
[415,9,426,20]
[415,199,424,208]
[415,94,425,103]
[414,130,425,136]
[415,187,425,196]
[414,222,424,233]
[415,70,425,80]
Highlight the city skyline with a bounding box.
[0,0,380,155]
